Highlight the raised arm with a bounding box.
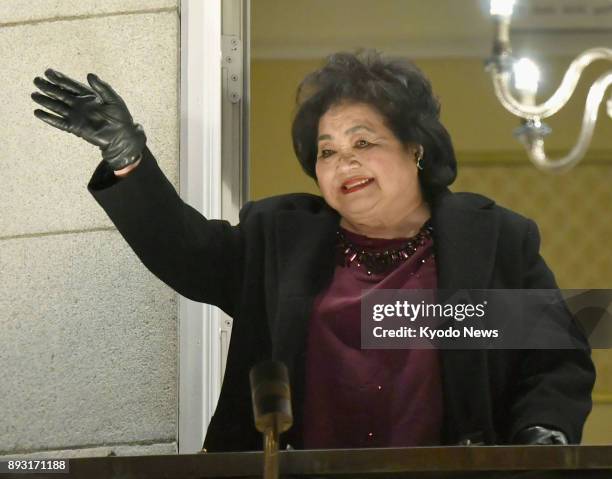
[32,70,246,314]
[88,147,247,314]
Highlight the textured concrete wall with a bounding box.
[0,1,180,457]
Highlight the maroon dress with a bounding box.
[302,224,443,448]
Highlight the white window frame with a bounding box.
[178,0,248,454]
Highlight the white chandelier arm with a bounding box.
[521,72,612,172]
[491,47,612,120]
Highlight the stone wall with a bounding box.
[1,0,180,457]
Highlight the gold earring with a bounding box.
[415,146,424,170]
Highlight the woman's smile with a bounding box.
[341,177,375,194]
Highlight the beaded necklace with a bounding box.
[336,220,433,275]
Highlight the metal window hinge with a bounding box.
[222,34,242,103]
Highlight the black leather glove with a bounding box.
[32,69,146,170]
[513,426,569,445]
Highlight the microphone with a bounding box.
[249,360,293,479]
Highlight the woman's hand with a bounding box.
[32,69,146,171]
[513,425,568,445]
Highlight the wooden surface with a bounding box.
[7,445,612,479]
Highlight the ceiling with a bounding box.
[251,0,612,59]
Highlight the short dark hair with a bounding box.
[291,50,457,201]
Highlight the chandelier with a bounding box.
[486,0,612,172]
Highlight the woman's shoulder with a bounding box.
[443,189,536,232]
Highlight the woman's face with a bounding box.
[315,102,423,229]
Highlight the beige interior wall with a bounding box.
[251,57,612,444]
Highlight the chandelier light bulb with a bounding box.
[486,0,612,172]
[513,58,540,95]
[490,0,516,17]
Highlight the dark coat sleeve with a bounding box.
[87,147,249,316]
[508,218,596,443]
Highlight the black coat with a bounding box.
[89,147,595,451]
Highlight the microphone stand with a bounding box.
[250,360,293,479]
